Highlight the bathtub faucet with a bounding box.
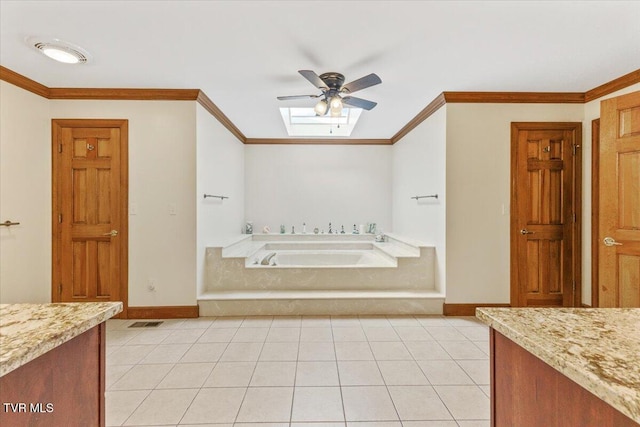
[261,252,276,265]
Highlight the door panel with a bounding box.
[619,255,640,307]
[511,123,581,307]
[618,152,639,228]
[53,120,128,316]
[599,91,640,307]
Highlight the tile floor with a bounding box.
[106,315,490,426]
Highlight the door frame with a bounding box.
[591,118,600,307]
[510,122,582,307]
[51,119,129,317]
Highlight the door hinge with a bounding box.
[58,283,62,296]
[58,214,62,223]
[58,143,62,153]
[572,279,576,294]
[572,144,581,156]
[572,212,577,223]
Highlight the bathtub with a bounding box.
[202,233,440,316]
[255,250,394,268]
[249,241,396,268]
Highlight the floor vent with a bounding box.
[129,321,163,328]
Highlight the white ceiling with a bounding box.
[1,1,639,139]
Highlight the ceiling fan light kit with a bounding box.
[278,69,381,117]
[329,96,343,117]
[314,99,329,116]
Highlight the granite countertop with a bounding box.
[0,302,122,377]
[476,307,640,424]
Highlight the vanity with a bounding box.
[0,302,122,427]
[477,307,639,427]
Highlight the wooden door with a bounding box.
[53,120,128,317]
[598,91,640,307]
[511,123,581,307]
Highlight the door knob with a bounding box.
[520,229,535,235]
[102,230,119,237]
[603,237,622,246]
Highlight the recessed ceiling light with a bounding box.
[26,37,91,64]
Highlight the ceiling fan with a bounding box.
[277,70,382,116]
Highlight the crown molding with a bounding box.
[0,65,245,143]
[390,93,446,144]
[443,91,585,103]
[390,70,638,144]
[2,65,639,145]
[0,66,202,101]
[390,91,587,145]
[48,87,200,100]
[245,138,391,145]
[196,91,246,143]
[0,65,50,98]
[584,68,640,103]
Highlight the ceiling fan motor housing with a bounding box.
[319,72,346,90]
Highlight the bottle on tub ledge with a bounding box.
[302,222,307,234]
[245,221,253,235]
[280,224,285,234]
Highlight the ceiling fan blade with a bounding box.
[298,70,329,90]
[342,96,377,110]
[277,94,320,100]
[341,73,382,94]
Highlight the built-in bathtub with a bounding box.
[257,250,394,268]
[250,241,396,268]
[200,233,444,315]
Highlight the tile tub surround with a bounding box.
[201,233,440,315]
[0,302,123,376]
[206,247,434,290]
[205,233,433,290]
[476,307,640,424]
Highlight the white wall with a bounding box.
[445,103,584,304]
[50,99,198,307]
[4,75,637,310]
[581,84,640,305]
[245,145,392,235]
[0,81,52,303]
[196,104,245,296]
[392,106,447,292]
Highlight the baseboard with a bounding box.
[443,303,511,316]
[127,305,199,319]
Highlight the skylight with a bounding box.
[279,107,363,137]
